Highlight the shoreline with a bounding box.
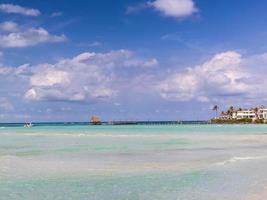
[2,122,267,128]
[210,118,267,124]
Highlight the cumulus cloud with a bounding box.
[0,4,41,16]
[0,27,66,48]
[158,51,267,103]
[21,50,157,102]
[30,70,70,87]
[0,21,18,32]
[2,48,267,121]
[123,58,158,68]
[127,0,197,19]
[4,48,267,108]
[0,66,12,75]
[149,0,197,18]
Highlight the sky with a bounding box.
[1,0,267,122]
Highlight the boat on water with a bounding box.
[24,123,33,128]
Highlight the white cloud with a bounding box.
[22,50,156,102]
[149,0,197,18]
[2,48,267,110]
[127,0,197,19]
[30,70,70,87]
[158,51,263,102]
[0,27,66,48]
[0,4,41,16]
[123,58,158,68]
[0,21,18,32]
[142,58,159,67]
[23,51,118,101]
[0,67,12,75]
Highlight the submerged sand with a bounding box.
[246,187,267,200]
[1,124,267,200]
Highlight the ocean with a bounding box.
[0,124,267,200]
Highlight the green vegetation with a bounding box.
[210,118,265,124]
[252,119,264,124]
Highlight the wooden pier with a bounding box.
[101,121,208,126]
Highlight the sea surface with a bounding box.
[0,124,267,200]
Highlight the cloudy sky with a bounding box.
[1,0,267,122]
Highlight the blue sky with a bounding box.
[1,0,267,122]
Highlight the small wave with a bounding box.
[215,156,267,166]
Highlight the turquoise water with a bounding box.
[1,124,267,200]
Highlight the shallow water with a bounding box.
[0,124,267,200]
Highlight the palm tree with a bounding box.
[227,106,235,116]
[254,107,259,118]
[212,105,219,118]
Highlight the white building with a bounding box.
[219,113,231,119]
[231,107,267,120]
[258,108,267,119]
[232,110,256,119]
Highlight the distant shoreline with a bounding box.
[210,118,267,124]
[2,121,267,127]
[0,121,209,127]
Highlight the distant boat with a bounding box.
[24,123,33,128]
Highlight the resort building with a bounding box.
[219,113,231,119]
[233,110,256,119]
[218,106,267,121]
[258,108,267,119]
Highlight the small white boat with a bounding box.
[24,123,33,128]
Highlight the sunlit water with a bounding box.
[0,124,267,200]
